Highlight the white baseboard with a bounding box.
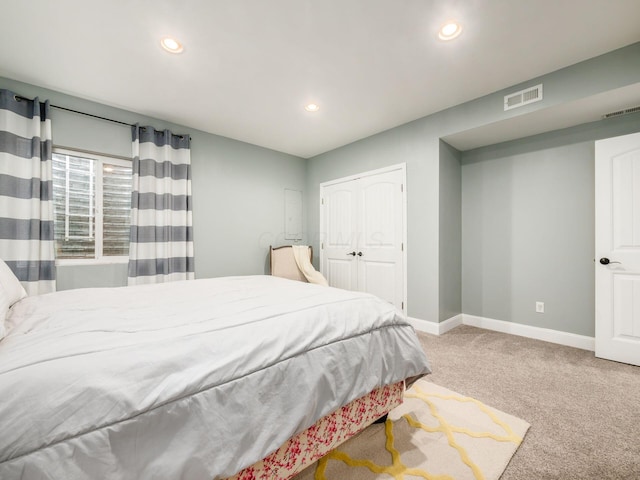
[407,316,439,335]
[439,314,463,334]
[463,314,595,351]
[408,314,462,336]
[407,313,595,351]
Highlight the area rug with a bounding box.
[295,380,530,480]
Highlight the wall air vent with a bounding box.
[504,84,543,111]
[603,105,640,119]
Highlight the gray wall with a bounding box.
[0,77,307,290]
[461,114,640,337]
[438,141,462,321]
[308,42,640,324]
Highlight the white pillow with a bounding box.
[0,260,27,340]
[0,260,27,306]
[0,283,8,340]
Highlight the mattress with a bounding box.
[0,275,431,479]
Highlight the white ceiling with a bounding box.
[1,0,639,158]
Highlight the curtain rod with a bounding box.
[52,104,135,127]
[14,94,134,128]
[14,94,191,140]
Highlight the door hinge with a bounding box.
[321,242,324,249]
[401,242,404,252]
[402,301,404,310]
[401,184,404,193]
[321,198,324,205]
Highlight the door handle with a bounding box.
[599,257,621,265]
[357,252,363,256]
[347,251,356,256]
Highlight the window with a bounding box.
[52,149,132,263]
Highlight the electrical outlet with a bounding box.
[536,301,545,313]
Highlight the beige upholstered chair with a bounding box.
[270,245,312,282]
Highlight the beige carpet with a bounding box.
[297,380,529,480]
[417,326,640,479]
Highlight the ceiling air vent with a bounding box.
[603,105,640,119]
[504,84,543,111]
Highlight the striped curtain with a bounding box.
[128,125,194,285]
[0,90,55,295]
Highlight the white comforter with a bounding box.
[0,275,431,480]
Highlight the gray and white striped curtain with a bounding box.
[0,90,55,295]
[128,125,194,285]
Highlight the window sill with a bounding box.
[56,257,129,267]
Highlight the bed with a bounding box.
[0,274,431,479]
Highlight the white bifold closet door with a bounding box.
[321,166,405,312]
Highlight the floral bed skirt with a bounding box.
[228,381,405,480]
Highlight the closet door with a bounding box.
[321,180,358,291]
[357,169,404,308]
[320,165,406,312]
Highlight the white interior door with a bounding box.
[595,131,640,366]
[320,165,406,312]
[322,181,358,291]
[357,169,404,308]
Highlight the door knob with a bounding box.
[347,251,356,256]
[357,252,363,256]
[599,257,621,265]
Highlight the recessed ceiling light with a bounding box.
[161,37,184,54]
[304,103,320,112]
[438,21,462,41]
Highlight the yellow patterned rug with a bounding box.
[296,380,530,480]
